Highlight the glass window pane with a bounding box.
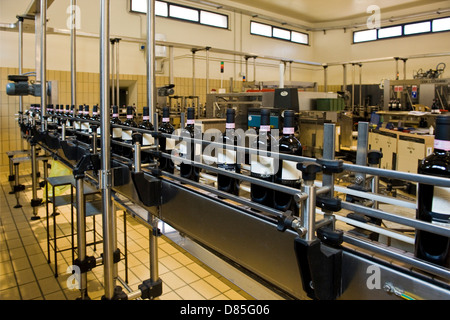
[155,1,168,17]
[433,17,450,32]
[273,27,291,40]
[354,29,377,43]
[131,0,146,13]
[291,31,308,44]
[404,21,431,35]
[251,22,272,37]
[169,4,199,22]
[378,26,402,38]
[200,11,228,28]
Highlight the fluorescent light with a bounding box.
[354,29,377,43]
[291,31,308,44]
[169,4,199,22]
[432,17,450,32]
[200,11,228,28]
[251,22,272,37]
[273,27,291,40]
[155,1,168,17]
[404,21,431,35]
[378,25,402,38]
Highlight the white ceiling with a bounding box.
[200,0,450,28]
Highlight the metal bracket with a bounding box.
[138,278,163,300]
[99,169,112,190]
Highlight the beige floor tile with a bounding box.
[158,290,182,300]
[32,263,54,279]
[160,255,183,270]
[190,279,221,299]
[44,290,67,300]
[0,287,21,300]
[14,268,36,285]
[0,272,17,290]
[223,289,247,300]
[175,285,205,300]
[11,256,31,271]
[186,263,211,278]
[38,276,62,295]
[172,266,200,284]
[19,282,42,300]
[203,275,231,293]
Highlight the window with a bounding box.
[404,21,431,35]
[130,0,229,29]
[250,21,309,45]
[353,29,377,43]
[353,17,450,43]
[432,17,450,32]
[378,25,402,39]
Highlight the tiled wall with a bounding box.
[0,67,238,171]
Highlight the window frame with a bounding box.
[250,21,310,46]
[353,16,450,44]
[130,0,230,30]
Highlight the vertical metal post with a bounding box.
[245,56,249,82]
[359,64,362,110]
[355,122,369,189]
[18,17,24,123]
[342,64,347,92]
[149,216,159,282]
[75,176,88,299]
[351,63,355,113]
[206,47,210,95]
[147,0,156,117]
[100,0,114,300]
[169,46,174,85]
[322,123,336,228]
[40,0,47,129]
[289,61,292,82]
[253,57,257,83]
[111,39,115,106]
[323,65,328,92]
[302,182,317,243]
[115,39,120,108]
[71,0,77,108]
[192,49,196,97]
[30,144,40,220]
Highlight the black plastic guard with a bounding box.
[294,237,342,300]
[131,172,162,207]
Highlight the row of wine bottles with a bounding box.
[24,103,450,268]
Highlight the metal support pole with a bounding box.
[355,122,369,189]
[75,176,88,299]
[253,57,257,83]
[289,61,292,82]
[206,47,210,95]
[18,16,24,130]
[40,0,47,129]
[192,49,196,97]
[149,216,159,282]
[147,0,156,117]
[111,39,115,106]
[71,0,77,108]
[30,144,40,220]
[359,63,362,110]
[402,58,408,80]
[100,0,114,300]
[245,56,249,82]
[115,39,120,108]
[323,65,328,92]
[342,64,347,92]
[279,62,285,88]
[302,181,317,243]
[351,63,355,113]
[322,123,336,228]
[395,57,400,80]
[169,46,174,85]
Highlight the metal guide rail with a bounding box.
[17,111,450,300]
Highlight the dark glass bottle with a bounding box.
[158,106,175,174]
[217,108,240,196]
[180,107,201,182]
[250,108,277,208]
[139,106,155,163]
[122,106,137,158]
[90,105,101,136]
[111,105,123,155]
[81,105,90,133]
[415,115,450,268]
[68,105,75,129]
[274,110,302,215]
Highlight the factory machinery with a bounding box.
[4,0,450,302]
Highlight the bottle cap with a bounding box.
[226,108,235,124]
[187,107,195,120]
[435,115,450,143]
[283,110,295,128]
[260,108,270,126]
[143,106,150,117]
[163,106,170,118]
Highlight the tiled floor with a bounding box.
[0,162,255,300]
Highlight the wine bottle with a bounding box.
[217,108,240,196]
[81,105,90,133]
[180,107,201,182]
[90,105,101,135]
[122,106,137,158]
[415,115,450,268]
[274,110,302,215]
[74,105,83,131]
[250,108,277,208]
[139,106,155,163]
[111,105,123,155]
[158,106,175,173]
